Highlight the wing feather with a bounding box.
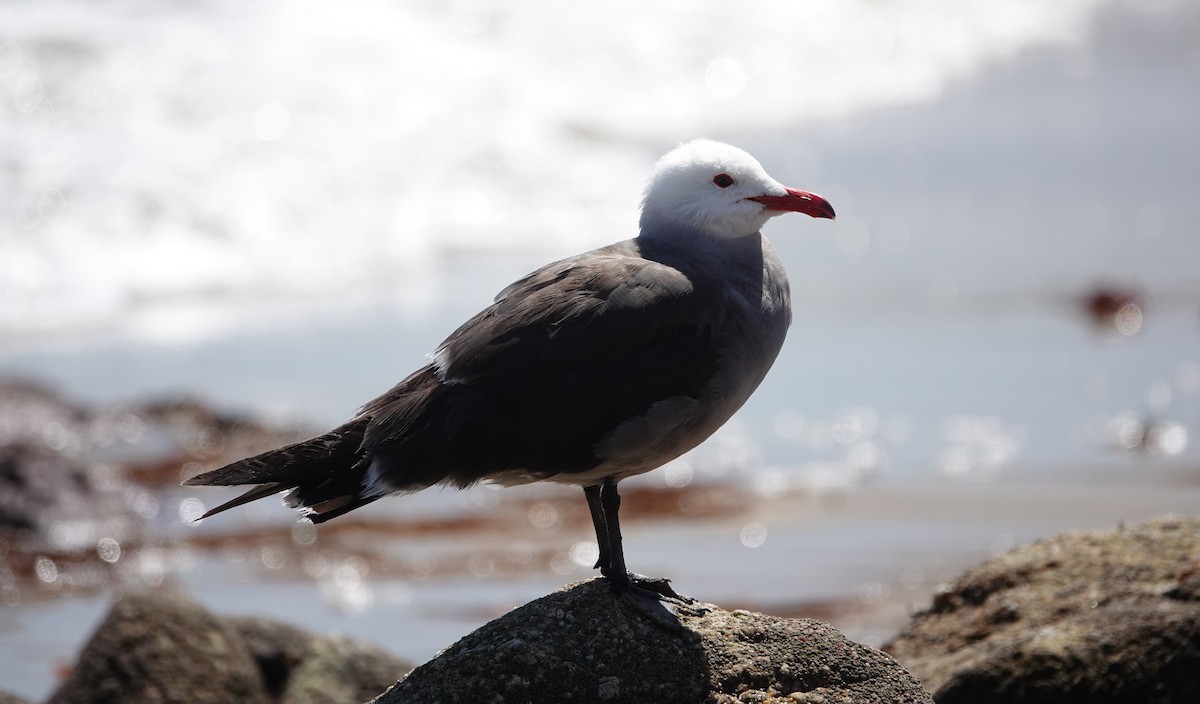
[355,243,723,487]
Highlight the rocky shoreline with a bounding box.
[887,515,1200,703]
[44,591,409,704]
[2,380,1198,702]
[5,516,1197,703]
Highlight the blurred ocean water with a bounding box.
[1,0,1179,340]
[2,0,1196,475]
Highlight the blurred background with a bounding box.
[2,0,1198,700]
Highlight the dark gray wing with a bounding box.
[355,243,723,488]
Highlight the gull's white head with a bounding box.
[639,139,835,241]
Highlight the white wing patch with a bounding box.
[429,345,464,385]
[361,458,395,498]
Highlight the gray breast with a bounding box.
[585,232,792,480]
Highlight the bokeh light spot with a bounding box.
[662,461,694,488]
[97,537,121,563]
[739,523,767,549]
[856,581,888,605]
[569,541,599,568]
[528,502,559,529]
[35,558,58,584]
[292,520,318,546]
[260,545,286,569]
[1113,303,1143,336]
[178,497,206,523]
[1148,424,1188,456]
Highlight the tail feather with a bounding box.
[184,418,368,487]
[307,494,383,523]
[282,465,383,521]
[196,482,288,520]
[184,418,377,521]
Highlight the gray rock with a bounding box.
[226,616,315,699]
[371,579,931,704]
[48,591,271,704]
[0,379,300,557]
[885,515,1200,704]
[228,616,412,704]
[0,690,32,704]
[0,441,136,549]
[287,634,413,704]
[47,592,411,704]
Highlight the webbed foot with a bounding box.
[605,572,704,630]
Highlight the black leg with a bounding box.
[598,479,631,592]
[597,478,685,601]
[586,478,695,629]
[583,484,610,572]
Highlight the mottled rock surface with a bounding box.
[372,579,931,704]
[886,515,1200,704]
[47,592,410,704]
[226,616,315,699]
[49,592,270,704]
[229,616,410,704]
[293,634,412,704]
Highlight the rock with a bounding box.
[225,616,315,699]
[290,634,412,704]
[228,616,411,704]
[0,377,308,495]
[0,441,137,549]
[371,579,932,704]
[0,439,146,605]
[48,591,271,704]
[885,515,1200,704]
[0,377,317,600]
[47,592,411,704]
[0,690,33,704]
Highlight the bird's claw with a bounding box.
[620,584,687,630]
[604,572,705,630]
[627,573,692,604]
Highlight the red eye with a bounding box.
[712,173,734,188]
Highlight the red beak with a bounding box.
[750,188,836,220]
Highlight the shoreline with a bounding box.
[4,453,1196,700]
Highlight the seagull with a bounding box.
[185,139,834,609]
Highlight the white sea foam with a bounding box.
[0,0,1118,341]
